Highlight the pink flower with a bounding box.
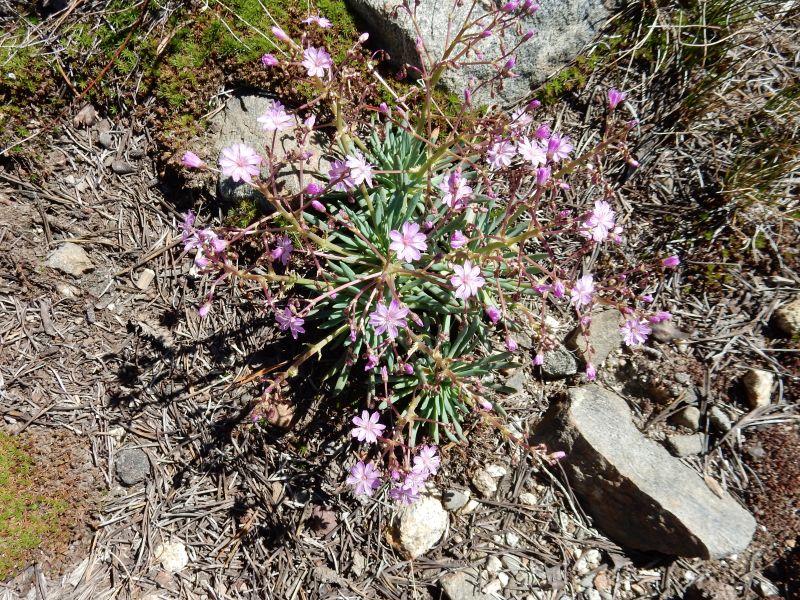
[553,280,566,298]
[438,170,472,209]
[413,445,440,475]
[533,352,544,366]
[450,260,486,300]
[585,362,597,381]
[302,46,333,78]
[485,306,501,323]
[328,159,355,191]
[271,26,291,43]
[181,151,205,169]
[302,15,332,28]
[487,139,516,170]
[450,230,468,249]
[369,299,409,339]
[389,480,420,505]
[345,151,375,187]
[662,255,680,268]
[257,99,294,132]
[570,274,594,307]
[260,53,279,66]
[219,144,262,183]
[534,123,550,139]
[621,317,651,346]
[517,136,546,167]
[477,398,493,411]
[649,311,672,323]
[346,461,381,497]
[198,302,211,318]
[351,410,386,444]
[389,221,428,262]
[271,235,293,266]
[275,307,305,339]
[546,133,573,162]
[536,166,551,185]
[305,182,324,195]
[511,107,532,131]
[608,88,626,110]
[581,200,619,243]
[505,336,519,352]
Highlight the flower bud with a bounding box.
[533,352,544,366]
[378,102,389,114]
[481,29,493,38]
[271,26,291,43]
[311,200,326,212]
[358,32,370,43]
[522,30,535,41]
[450,230,468,249]
[501,1,518,12]
[198,302,211,318]
[505,336,519,352]
[181,151,205,169]
[260,53,279,67]
[485,306,501,323]
[528,99,541,110]
[305,182,324,195]
[585,362,597,381]
[662,255,680,268]
[607,88,626,110]
[536,166,551,186]
[503,56,516,72]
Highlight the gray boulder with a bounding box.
[565,309,622,367]
[346,0,614,105]
[534,385,756,558]
[210,95,331,208]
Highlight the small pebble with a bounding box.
[742,369,773,409]
[584,549,601,567]
[674,372,691,384]
[135,268,156,291]
[497,572,510,587]
[485,464,507,478]
[486,556,503,573]
[111,160,136,175]
[519,492,538,506]
[671,406,701,430]
[709,406,733,432]
[98,132,115,149]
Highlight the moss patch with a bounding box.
[0,432,69,581]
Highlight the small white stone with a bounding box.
[742,369,773,409]
[584,549,601,567]
[519,492,538,506]
[482,578,503,596]
[574,557,589,575]
[135,268,156,291]
[774,296,800,337]
[485,464,507,478]
[683,570,697,584]
[505,532,520,547]
[459,498,481,514]
[584,590,601,600]
[485,556,503,574]
[392,496,448,559]
[497,572,510,587]
[155,541,189,573]
[471,470,498,498]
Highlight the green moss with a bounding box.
[0,432,69,580]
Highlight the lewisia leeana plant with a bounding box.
[178,0,682,504]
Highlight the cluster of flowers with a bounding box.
[176,4,686,505]
[346,410,441,504]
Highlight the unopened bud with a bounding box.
[271,26,291,43]
[522,30,535,41]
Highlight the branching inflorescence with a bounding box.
[178,0,680,503]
